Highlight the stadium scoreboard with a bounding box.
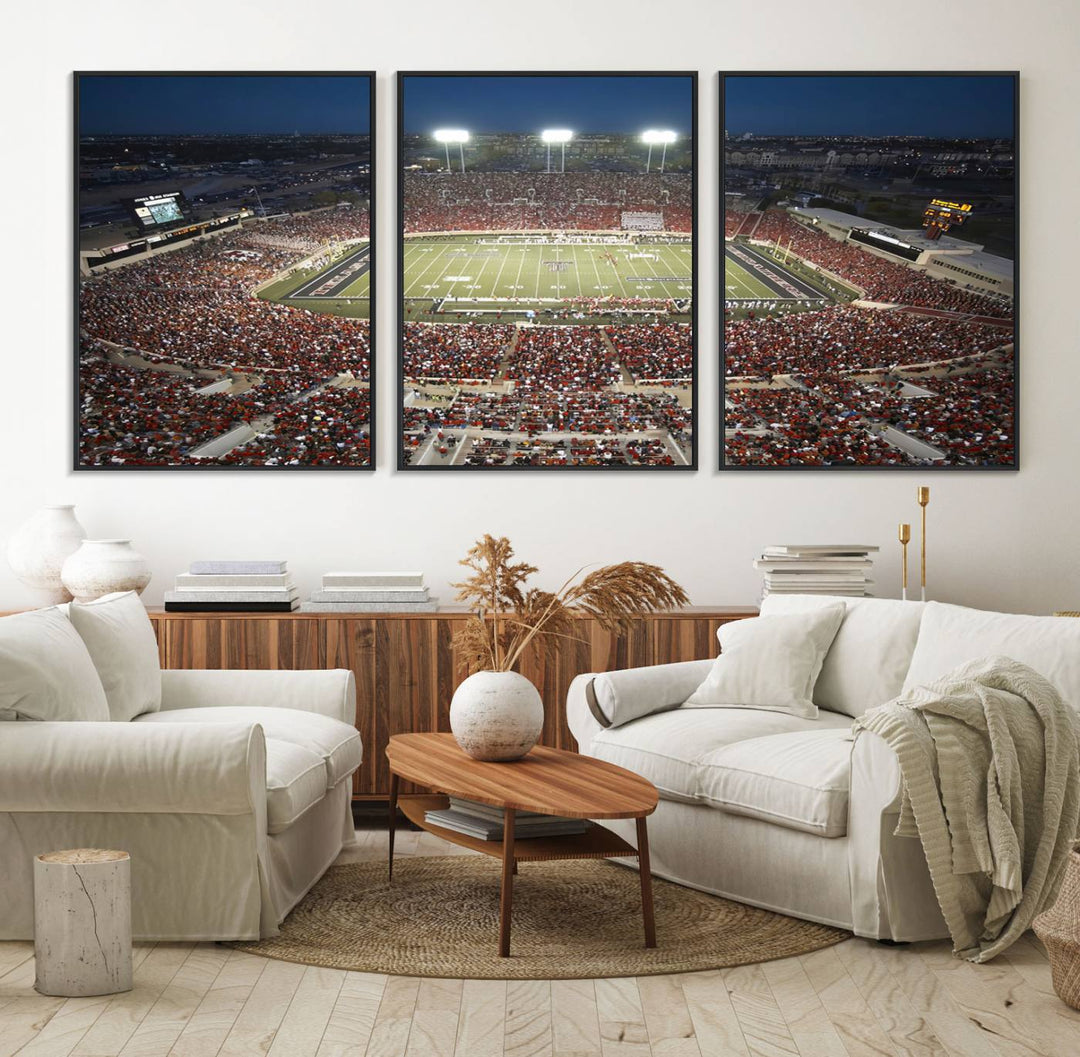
[126,191,188,230]
[922,198,972,240]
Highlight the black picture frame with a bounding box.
[720,71,1019,472]
[74,70,376,471]
[397,70,698,471]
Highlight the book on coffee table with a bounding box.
[425,797,589,840]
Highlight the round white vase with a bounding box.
[61,540,152,603]
[6,505,87,605]
[449,670,544,762]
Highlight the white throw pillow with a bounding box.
[760,594,925,717]
[68,592,162,722]
[684,605,845,718]
[0,607,110,721]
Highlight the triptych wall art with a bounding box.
[73,70,1018,472]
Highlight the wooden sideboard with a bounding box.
[88,607,757,799]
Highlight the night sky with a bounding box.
[725,75,1014,139]
[79,75,371,135]
[403,75,693,135]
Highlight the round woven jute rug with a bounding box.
[232,856,848,979]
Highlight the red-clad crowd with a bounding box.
[403,172,692,234]
[78,211,372,466]
[509,326,620,390]
[402,322,514,382]
[724,307,1007,379]
[605,323,693,382]
[462,435,676,467]
[750,211,1012,318]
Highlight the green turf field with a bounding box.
[402,235,692,323]
[725,255,778,300]
[257,242,371,320]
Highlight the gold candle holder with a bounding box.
[917,486,930,602]
[898,523,911,601]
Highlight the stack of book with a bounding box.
[299,571,436,613]
[424,797,589,841]
[164,560,298,612]
[753,545,878,598]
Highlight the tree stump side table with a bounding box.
[34,849,133,997]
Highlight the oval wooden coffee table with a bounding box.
[386,732,659,958]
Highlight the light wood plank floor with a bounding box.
[3,826,1078,1057]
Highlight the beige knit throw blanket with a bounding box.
[856,656,1080,962]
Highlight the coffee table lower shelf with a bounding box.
[391,793,656,957]
[398,795,637,861]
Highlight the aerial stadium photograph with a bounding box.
[75,72,374,469]
[398,71,696,470]
[722,72,1017,470]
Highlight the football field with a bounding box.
[724,243,830,304]
[258,242,371,319]
[402,235,692,322]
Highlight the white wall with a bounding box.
[2,0,1078,615]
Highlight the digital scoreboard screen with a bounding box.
[922,199,973,240]
[126,191,187,229]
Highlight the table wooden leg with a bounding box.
[636,815,657,949]
[499,808,516,957]
[388,772,399,884]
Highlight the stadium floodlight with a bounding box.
[641,129,678,173]
[540,129,573,173]
[433,129,470,173]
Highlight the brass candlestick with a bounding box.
[917,486,930,602]
[898,523,911,601]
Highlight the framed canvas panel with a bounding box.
[398,71,697,470]
[75,71,375,469]
[721,72,1018,470]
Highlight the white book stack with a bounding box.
[164,561,299,612]
[299,572,437,613]
[753,545,879,599]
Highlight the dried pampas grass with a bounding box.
[453,534,688,673]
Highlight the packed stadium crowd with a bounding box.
[749,211,1012,318]
[724,306,1008,379]
[605,323,693,382]
[461,435,677,467]
[402,322,514,382]
[725,361,1014,466]
[403,172,692,234]
[78,210,372,466]
[237,207,370,252]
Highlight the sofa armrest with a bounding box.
[567,659,714,749]
[0,721,265,816]
[160,668,356,725]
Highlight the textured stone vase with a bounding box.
[61,540,152,603]
[6,505,87,605]
[449,671,544,762]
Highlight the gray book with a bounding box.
[322,571,424,588]
[166,588,299,603]
[309,588,430,603]
[299,600,438,613]
[176,573,293,589]
[190,560,288,575]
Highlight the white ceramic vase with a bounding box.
[61,540,152,603]
[449,670,544,762]
[6,505,88,605]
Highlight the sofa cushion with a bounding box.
[589,659,714,729]
[0,608,110,722]
[698,729,854,837]
[761,594,925,717]
[136,705,362,788]
[589,706,852,804]
[684,606,845,718]
[68,592,162,721]
[903,602,1080,711]
[265,739,328,834]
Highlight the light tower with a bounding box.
[433,129,470,173]
[540,129,573,173]
[642,129,677,173]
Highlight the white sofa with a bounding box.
[568,597,1080,941]
[0,595,362,942]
